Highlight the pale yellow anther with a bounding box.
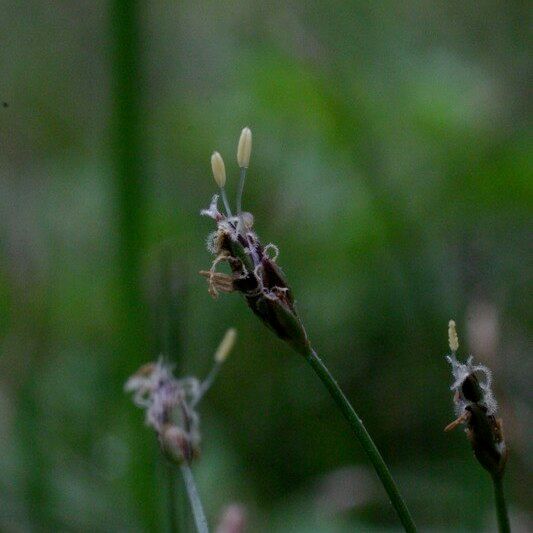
[214,328,237,363]
[211,151,226,188]
[448,319,459,352]
[237,127,252,168]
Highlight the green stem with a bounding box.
[180,463,209,533]
[220,186,233,218]
[303,347,416,532]
[492,475,511,533]
[236,167,247,215]
[193,362,222,407]
[110,0,148,359]
[110,1,156,529]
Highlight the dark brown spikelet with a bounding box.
[231,236,308,354]
[465,404,508,478]
[461,373,484,404]
[445,323,508,479]
[244,258,309,355]
[201,211,309,355]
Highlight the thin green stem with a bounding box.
[492,475,511,533]
[193,362,222,407]
[110,0,148,353]
[303,346,416,532]
[110,1,156,529]
[220,187,233,218]
[180,463,209,533]
[236,167,247,215]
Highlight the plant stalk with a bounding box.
[110,0,156,529]
[236,167,247,215]
[492,474,511,533]
[180,463,209,533]
[303,346,416,532]
[193,362,222,407]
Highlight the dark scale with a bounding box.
[461,373,484,403]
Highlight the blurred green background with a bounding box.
[1,1,531,531]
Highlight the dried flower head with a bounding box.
[125,330,236,464]
[444,320,507,477]
[200,129,309,355]
[125,359,201,463]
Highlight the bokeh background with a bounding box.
[1,1,531,531]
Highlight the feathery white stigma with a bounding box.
[448,319,459,352]
[211,151,226,188]
[237,127,252,168]
[214,328,237,363]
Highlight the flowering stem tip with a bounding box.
[444,320,510,532]
[236,127,252,217]
[125,330,236,533]
[200,129,416,532]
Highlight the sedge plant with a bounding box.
[445,321,510,532]
[125,328,237,533]
[199,128,416,531]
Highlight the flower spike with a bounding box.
[200,128,309,354]
[198,128,418,531]
[125,331,235,464]
[444,320,507,478]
